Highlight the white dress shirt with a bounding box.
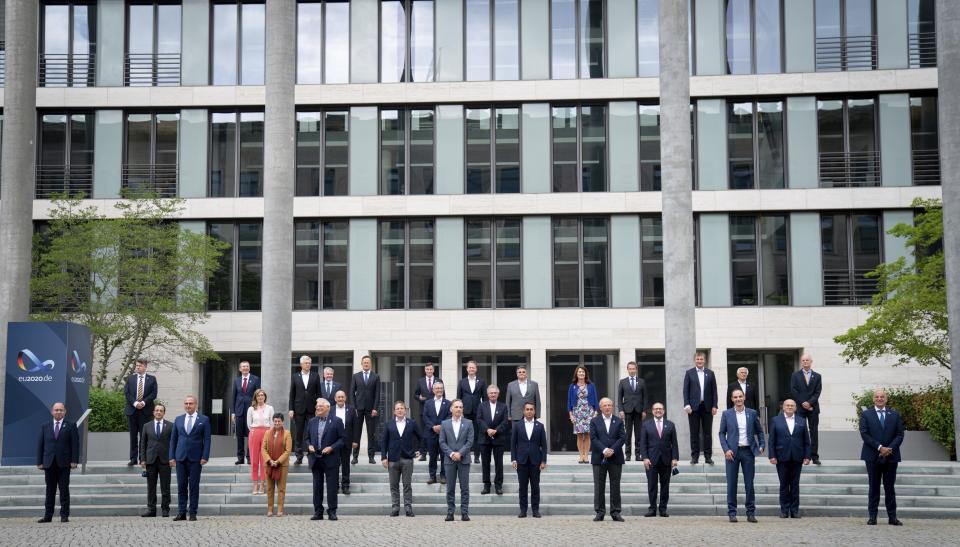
[434,398,443,416]
[468,376,476,393]
[452,418,462,440]
[301,372,310,389]
[524,418,535,440]
[697,368,705,402]
[518,381,528,397]
[785,415,795,434]
[603,415,613,434]
[736,409,748,447]
[489,402,498,419]
[335,405,346,424]
[185,412,198,433]
[154,420,163,435]
[396,418,406,437]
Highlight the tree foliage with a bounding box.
[31,194,228,389]
[834,198,949,369]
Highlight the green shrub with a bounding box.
[852,380,955,458]
[87,387,128,432]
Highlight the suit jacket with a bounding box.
[319,379,343,406]
[36,420,80,468]
[439,418,474,462]
[505,380,541,421]
[617,376,647,414]
[639,418,679,466]
[289,371,321,415]
[350,370,381,412]
[510,420,548,466]
[718,408,765,456]
[261,429,293,467]
[124,373,158,415]
[567,382,599,412]
[139,419,174,465]
[233,374,261,417]
[169,414,212,462]
[457,376,488,416]
[789,370,822,415]
[477,401,510,447]
[306,415,345,469]
[332,404,358,445]
[726,381,759,411]
[422,398,451,439]
[589,415,626,466]
[381,417,422,461]
[767,414,811,462]
[682,367,718,410]
[859,407,905,463]
[413,376,445,409]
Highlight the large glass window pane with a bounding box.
[847,98,877,185]
[494,0,520,80]
[582,217,608,307]
[40,114,68,166]
[296,111,321,196]
[815,0,841,40]
[820,213,848,272]
[552,218,580,307]
[323,221,349,309]
[410,0,434,82]
[210,112,237,197]
[845,0,874,71]
[409,219,434,309]
[297,2,323,84]
[466,219,493,308]
[552,106,578,192]
[581,105,606,191]
[294,220,320,309]
[580,0,604,78]
[125,113,153,166]
[72,5,96,85]
[637,0,659,77]
[409,109,435,194]
[760,215,789,305]
[466,108,492,194]
[756,100,785,189]
[495,107,521,193]
[641,216,663,306]
[755,0,781,74]
[238,112,264,196]
[324,110,349,195]
[212,4,239,85]
[237,222,263,310]
[157,4,181,55]
[496,218,522,308]
[241,3,265,85]
[908,0,936,68]
[381,1,406,83]
[551,0,577,79]
[380,220,406,309]
[207,223,234,310]
[639,104,661,191]
[852,213,881,271]
[817,99,844,154]
[69,113,95,167]
[380,109,405,195]
[154,113,179,166]
[325,1,351,83]
[466,0,491,81]
[727,102,754,189]
[128,5,153,57]
[730,215,758,305]
[910,95,938,186]
[725,0,751,74]
[43,5,70,86]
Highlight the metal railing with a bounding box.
[39,50,96,87]
[35,164,95,198]
[908,31,937,68]
[124,52,181,86]
[823,268,879,306]
[818,150,881,187]
[122,163,178,197]
[0,41,5,86]
[77,408,92,474]
[912,148,940,186]
[815,35,878,71]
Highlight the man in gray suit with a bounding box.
[505,366,541,421]
[139,403,174,517]
[439,399,474,521]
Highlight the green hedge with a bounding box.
[87,387,128,432]
[852,380,954,458]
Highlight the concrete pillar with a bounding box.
[260,0,296,417]
[0,0,39,455]
[936,1,960,457]
[659,0,696,446]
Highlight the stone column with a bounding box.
[0,0,39,455]
[659,0,696,452]
[260,0,296,416]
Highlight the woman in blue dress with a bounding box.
[567,365,598,463]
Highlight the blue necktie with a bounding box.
[879,410,886,427]
[156,421,161,438]
[318,418,326,444]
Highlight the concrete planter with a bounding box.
[86,432,238,462]
[820,430,951,461]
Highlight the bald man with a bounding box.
[589,398,626,521]
[790,354,822,464]
[36,402,79,523]
[860,389,904,526]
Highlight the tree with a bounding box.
[834,198,949,369]
[31,194,229,389]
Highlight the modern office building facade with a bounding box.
[0,0,947,453]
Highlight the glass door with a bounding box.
[547,351,616,451]
[727,350,798,427]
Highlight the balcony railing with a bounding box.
[0,41,5,86]
[823,268,879,306]
[124,53,181,86]
[35,164,94,198]
[912,148,940,186]
[39,50,96,87]
[819,151,881,187]
[122,163,178,197]
[815,35,877,71]
[908,31,937,68]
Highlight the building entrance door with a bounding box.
[547,351,616,452]
[726,351,797,427]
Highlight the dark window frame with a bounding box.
[378,0,437,83]
[729,213,792,306]
[295,107,351,196]
[378,106,437,196]
[550,103,609,193]
[293,218,350,310]
[547,0,608,80]
[464,217,523,309]
[377,217,437,310]
[551,215,610,308]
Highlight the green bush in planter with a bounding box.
[87,387,128,432]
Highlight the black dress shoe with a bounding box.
[405,508,415,517]
[141,471,148,478]
[813,459,822,465]
[461,515,470,521]
[593,513,604,521]
[342,485,351,495]
[445,514,455,522]
[188,514,197,521]
[368,457,376,464]
[37,517,52,523]
[60,516,69,523]
[161,510,170,518]
[439,477,447,485]
[517,512,527,518]
[426,477,437,485]
[690,458,699,465]
[729,516,738,523]
[474,457,480,464]
[611,514,624,522]
[311,514,323,521]
[779,513,788,518]
[704,458,715,465]
[532,511,541,518]
[173,514,187,521]
[127,460,136,466]
[351,457,358,465]
[481,486,491,495]
[867,517,877,525]
[625,454,631,461]
[747,515,758,523]
[790,512,800,519]
[659,511,669,517]
[889,518,903,526]
[235,459,244,465]
[142,511,157,518]
[390,508,400,517]
[644,510,657,517]
[295,456,303,465]
[246,458,251,465]
[495,486,503,495]
[328,512,338,521]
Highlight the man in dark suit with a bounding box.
[168,395,211,521]
[381,400,422,517]
[422,381,450,484]
[350,354,381,464]
[36,402,79,523]
[639,402,679,517]
[319,366,343,406]
[767,398,811,518]
[726,366,759,411]
[288,355,321,464]
[307,398,345,521]
[860,388,905,526]
[413,362,442,460]
[140,403,174,518]
[719,389,765,523]
[790,354,823,465]
[616,361,647,461]
[124,358,158,466]
[332,390,358,494]
[510,402,547,518]
[478,384,510,495]
[231,360,260,465]
[589,398,626,522]
[457,360,487,463]
[682,351,718,465]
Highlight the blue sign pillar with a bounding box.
[2,322,91,465]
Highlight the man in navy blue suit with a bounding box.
[477,384,510,495]
[860,388,905,526]
[422,381,450,485]
[639,402,679,517]
[230,360,260,465]
[767,399,811,518]
[719,389,764,523]
[36,402,79,523]
[413,363,442,460]
[457,360,487,463]
[124,359,158,466]
[682,351,718,465]
[332,390,358,494]
[510,402,548,518]
[590,398,626,522]
[168,395,211,521]
[307,398,345,521]
[381,400,422,517]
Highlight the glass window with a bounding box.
[552,106,578,192]
[466,0,492,81]
[553,217,608,308]
[466,219,492,308]
[40,2,97,87]
[552,217,580,307]
[209,112,236,197]
[324,111,349,195]
[636,0,659,77]
[36,112,95,198]
[296,2,323,84]
[212,1,265,85]
[207,221,263,311]
[821,212,881,305]
[207,222,235,310]
[212,3,239,84]
[294,220,348,309]
[380,109,405,195]
[727,101,754,189]
[381,1,434,83]
[408,219,434,308]
[756,100,785,188]
[126,2,181,86]
[237,222,263,310]
[466,106,520,194]
[755,0,782,73]
[380,108,434,195]
[459,352,528,389]
[324,1,350,83]
[551,0,604,79]
[295,110,350,196]
[726,99,785,190]
[908,0,936,68]
[551,0,577,79]
[910,94,938,186]
[815,0,875,71]
[124,112,179,197]
[581,105,606,192]
[817,97,878,187]
[725,0,751,74]
[409,109,435,194]
[639,104,661,191]
[552,105,607,192]
[640,215,663,306]
[495,107,521,193]
[466,108,492,193]
[379,219,435,309]
[410,0,434,82]
[208,111,264,197]
[579,0,604,78]
[379,220,406,309]
[238,112,264,196]
[494,0,520,80]
[465,218,521,309]
[582,217,609,307]
[381,1,406,83]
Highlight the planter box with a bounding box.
[820,430,950,461]
[86,432,237,462]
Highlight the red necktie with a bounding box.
[428,377,432,390]
[242,377,248,393]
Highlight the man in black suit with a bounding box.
[288,355,321,464]
[682,351,718,465]
[726,366,759,411]
[639,402,679,517]
[320,366,343,406]
[140,403,174,518]
[767,399,811,518]
[478,384,510,495]
[457,360,487,463]
[381,400,422,517]
[36,402,79,523]
[422,381,450,484]
[510,402,547,518]
[231,360,260,465]
[124,358,158,466]
[616,361,647,461]
[790,354,823,464]
[413,362,442,460]
[350,354,381,464]
[332,390,358,494]
[860,388,905,526]
[307,398,345,521]
[590,398,626,522]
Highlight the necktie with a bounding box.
[657,420,662,438]
[156,421,161,438]
[326,381,332,396]
[630,377,636,391]
[54,422,60,440]
[242,376,248,393]
[137,376,144,400]
[318,418,326,443]
[364,372,369,384]
[186,415,194,434]
[427,377,432,391]
[879,410,886,427]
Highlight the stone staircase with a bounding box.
[1,457,958,519]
